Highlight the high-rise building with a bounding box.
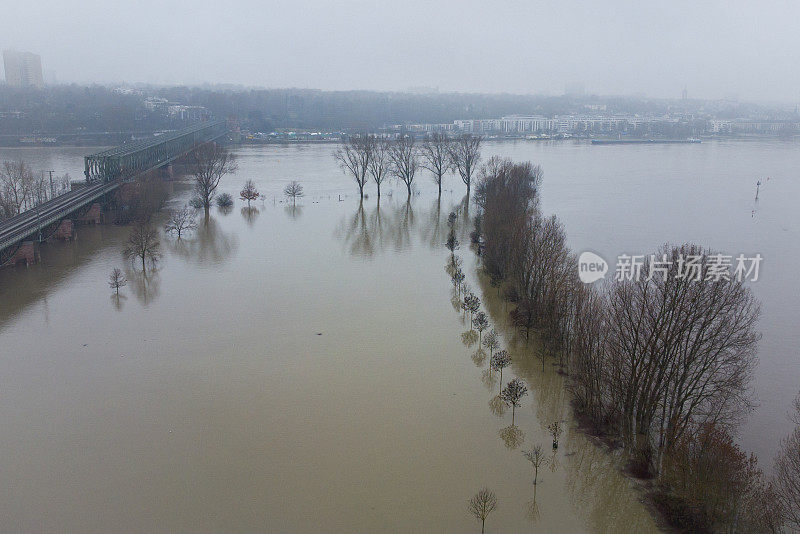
[3,50,44,89]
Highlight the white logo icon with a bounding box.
[578,251,608,283]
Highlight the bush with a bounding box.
[215,193,233,208]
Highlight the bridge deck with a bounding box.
[0,181,120,254]
[1,120,229,260]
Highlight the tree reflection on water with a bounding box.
[125,266,161,307]
[168,216,238,267]
[499,424,525,450]
[241,206,260,226]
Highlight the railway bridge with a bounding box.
[0,120,228,266]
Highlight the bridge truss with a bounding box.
[84,120,228,182]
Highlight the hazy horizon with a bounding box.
[3,0,800,103]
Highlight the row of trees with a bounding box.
[0,160,72,220]
[448,214,570,532]
[333,133,482,200]
[474,157,790,532]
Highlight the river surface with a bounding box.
[0,140,798,532]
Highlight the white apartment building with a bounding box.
[3,50,43,89]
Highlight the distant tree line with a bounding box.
[0,85,177,137]
[4,84,787,139]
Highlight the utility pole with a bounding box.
[48,170,55,198]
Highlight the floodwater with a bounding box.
[0,139,798,532]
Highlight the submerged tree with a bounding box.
[189,143,238,217]
[123,222,161,272]
[523,445,546,485]
[446,230,460,258]
[452,268,465,291]
[491,350,511,387]
[468,488,497,534]
[215,192,234,209]
[548,421,563,449]
[472,311,489,341]
[239,179,260,206]
[463,292,481,324]
[283,181,304,205]
[420,133,453,197]
[367,139,391,199]
[108,268,127,295]
[483,330,499,357]
[164,207,197,238]
[388,136,419,199]
[333,135,373,199]
[501,378,528,424]
[449,134,482,196]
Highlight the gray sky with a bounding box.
[3,0,799,102]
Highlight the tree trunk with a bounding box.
[438,178,442,197]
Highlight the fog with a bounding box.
[3,0,799,102]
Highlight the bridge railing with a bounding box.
[84,120,228,182]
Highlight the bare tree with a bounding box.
[501,377,528,424]
[164,207,198,238]
[523,445,546,485]
[283,181,304,205]
[483,329,499,357]
[446,229,460,258]
[420,133,453,197]
[389,136,419,199]
[462,292,481,325]
[547,421,563,449]
[0,160,34,214]
[604,244,760,471]
[368,139,391,199]
[491,350,511,386]
[449,134,482,196]
[123,223,161,271]
[239,179,260,206]
[108,268,127,294]
[468,488,497,534]
[333,135,373,199]
[189,143,238,217]
[472,311,489,341]
[776,392,800,530]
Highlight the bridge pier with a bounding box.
[53,219,75,241]
[77,203,103,225]
[8,241,38,266]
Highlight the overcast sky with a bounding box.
[3,0,799,102]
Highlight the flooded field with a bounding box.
[1,139,798,532]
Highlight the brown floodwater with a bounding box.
[2,139,798,532]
